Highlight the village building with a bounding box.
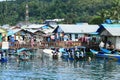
[53,24,100,42]
[0,28,7,42]
[98,24,120,50]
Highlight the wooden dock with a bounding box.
[0,41,99,51]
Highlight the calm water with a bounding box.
[0,49,120,80]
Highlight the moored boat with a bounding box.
[90,49,120,61]
[0,50,7,62]
[43,48,62,59]
[60,46,86,60]
[100,48,111,54]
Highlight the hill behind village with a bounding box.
[0,0,119,25]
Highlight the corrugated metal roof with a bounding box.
[58,24,99,34]
[26,29,38,33]
[102,24,120,36]
[27,24,44,29]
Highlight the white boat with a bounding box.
[43,49,62,58]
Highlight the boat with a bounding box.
[43,46,86,60]
[17,48,28,53]
[100,48,111,54]
[43,48,62,59]
[0,55,7,62]
[100,48,119,54]
[90,49,120,61]
[15,48,32,61]
[0,49,8,62]
[90,49,98,54]
[60,46,86,60]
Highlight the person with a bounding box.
[110,43,115,49]
[99,41,105,48]
[10,35,15,46]
[0,50,2,60]
[106,41,110,49]
[107,41,114,49]
[31,37,34,48]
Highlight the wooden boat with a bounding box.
[90,49,120,61]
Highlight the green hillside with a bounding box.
[0,0,119,25]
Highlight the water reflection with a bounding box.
[0,49,120,80]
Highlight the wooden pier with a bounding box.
[0,41,99,51]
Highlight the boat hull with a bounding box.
[90,49,120,61]
[43,49,62,58]
[95,53,120,61]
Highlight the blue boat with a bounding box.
[0,58,7,62]
[60,46,86,60]
[0,51,7,63]
[100,48,111,54]
[100,48,119,54]
[90,49,120,61]
[17,48,28,53]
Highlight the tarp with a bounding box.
[7,30,15,36]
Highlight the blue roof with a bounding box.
[105,19,112,24]
[99,24,120,36]
[42,25,49,29]
[101,24,120,28]
[7,29,21,36]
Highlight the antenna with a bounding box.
[25,0,29,24]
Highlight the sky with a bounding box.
[0,0,14,2]
[0,0,5,1]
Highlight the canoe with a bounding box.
[100,48,120,54]
[90,49,120,61]
[17,48,28,53]
[100,48,111,54]
[90,49,98,54]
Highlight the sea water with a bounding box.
[0,49,120,80]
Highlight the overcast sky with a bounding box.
[0,0,15,2]
[0,0,5,1]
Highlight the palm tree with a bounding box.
[110,0,120,23]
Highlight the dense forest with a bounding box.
[0,0,120,25]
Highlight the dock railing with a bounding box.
[0,41,99,50]
[0,41,82,49]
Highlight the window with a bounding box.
[75,34,78,39]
